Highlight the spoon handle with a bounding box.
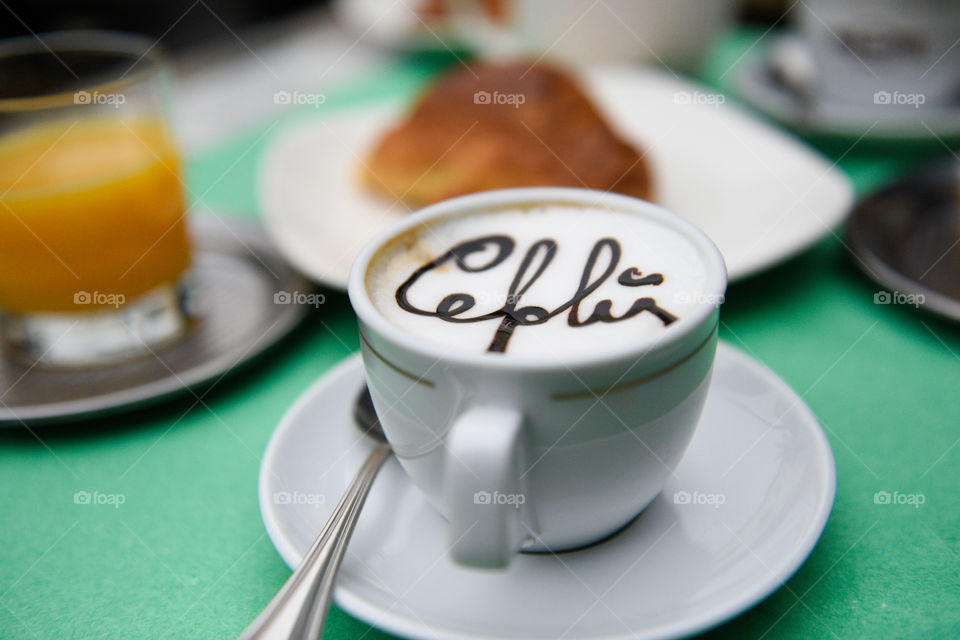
[240,444,392,640]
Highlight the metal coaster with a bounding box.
[0,215,313,426]
[847,161,960,321]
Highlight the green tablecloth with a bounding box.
[2,28,958,639]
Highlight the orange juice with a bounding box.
[0,118,190,313]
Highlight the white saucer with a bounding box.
[257,66,853,289]
[259,343,836,640]
[737,33,960,140]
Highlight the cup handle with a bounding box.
[443,405,531,569]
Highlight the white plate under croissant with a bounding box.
[257,65,854,289]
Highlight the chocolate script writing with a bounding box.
[395,234,678,353]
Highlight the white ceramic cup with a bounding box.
[454,0,738,70]
[348,188,726,569]
[798,0,960,108]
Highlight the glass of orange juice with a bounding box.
[0,31,192,367]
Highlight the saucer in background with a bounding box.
[0,216,313,426]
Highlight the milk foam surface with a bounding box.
[366,203,713,358]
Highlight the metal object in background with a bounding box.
[848,161,960,322]
[0,215,314,426]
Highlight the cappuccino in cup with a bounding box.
[366,202,716,359]
[350,188,726,568]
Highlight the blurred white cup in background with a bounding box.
[460,0,740,71]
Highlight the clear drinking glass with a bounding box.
[0,31,192,367]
